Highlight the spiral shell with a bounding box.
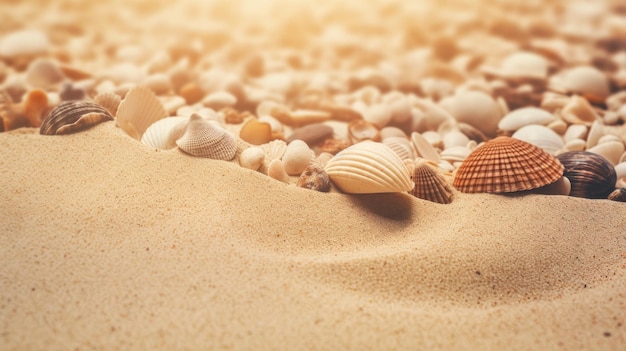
[409,159,454,204]
[39,101,113,135]
[453,136,564,193]
[324,141,414,194]
[175,113,237,160]
[556,151,617,199]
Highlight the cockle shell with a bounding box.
[141,116,188,150]
[93,91,122,117]
[175,113,237,160]
[116,85,167,139]
[409,159,454,204]
[296,164,331,192]
[453,137,564,193]
[282,140,315,176]
[556,151,617,199]
[39,101,113,135]
[498,107,556,132]
[324,141,414,194]
[512,124,564,155]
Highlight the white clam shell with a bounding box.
[499,51,549,80]
[267,159,290,184]
[141,116,189,150]
[498,107,556,132]
[559,66,610,101]
[282,140,314,176]
[587,141,625,165]
[450,90,502,138]
[564,124,588,143]
[239,147,265,171]
[512,124,564,155]
[440,146,471,163]
[564,138,587,152]
[324,141,414,194]
[411,132,441,163]
[116,85,168,139]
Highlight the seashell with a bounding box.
[258,115,283,134]
[564,139,587,152]
[608,188,626,202]
[512,124,564,155]
[25,58,64,89]
[453,137,564,193]
[587,140,625,165]
[411,98,455,132]
[547,119,568,135]
[586,120,604,149]
[564,124,588,143]
[362,103,392,129]
[0,30,49,59]
[557,66,610,103]
[450,90,502,138]
[39,101,113,135]
[93,91,122,117]
[59,82,86,101]
[421,131,444,149]
[530,176,571,196]
[142,73,172,95]
[175,113,237,160]
[179,82,205,104]
[560,95,600,126]
[409,159,454,204]
[141,116,188,150]
[498,107,556,132]
[615,162,626,180]
[282,140,315,176]
[314,152,334,169]
[287,123,333,146]
[457,122,488,144]
[411,132,441,163]
[267,159,291,184]
[324,141,414,194]
[556,151,617,199]
[318,138,351,155]
[440,146,471,163]
[239,146,265,171]
[296,164,331,192]
[161,95,186,115]
[348,119,381,143]
[288,109,331,127]
[383,136,414,161]
[442,129,470,149]
[260,139,287,164]
[239,118,273,145]
[499,51,549,80]
[202,91,237,111]
[380,126,407,140]
[116,85,167,139]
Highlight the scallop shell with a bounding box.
[324,141,414,194]
[93,91,122,117]
[512,124,564,155]
[116,85,167,139]
[260,139,288,164]
[453,136,564,193]
[39,101,113,135]
[498,107,556,132]
[175,113,237,160]
[556,151,617,199]
[383,136,414,161]
[409,159,454,204]
[141,116,188,150]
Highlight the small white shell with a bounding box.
[498,107,556,132]
[267,159,291,184]
[116,85,168,139]
[587,141,625,165]
[499,51,549,80]
[440,146,471,163]
[175,114,237,160]
[450,90,502,138]
[383,136,414,161]
[564,139,587,152]
[411,132,441,163]
[260,139,288,166]
[586,120,605,149]
[324,141,414,194]
[564,124,588,143]
[141,116,188,150]
[282,140,315,176]
[512,124,564,155]
[239,147,265,171]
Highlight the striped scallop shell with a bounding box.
[324,141,414,194]
[556,151,617,199]
[141,116,188,150]
[39,101,113,135]
[409,159,454,204]
[93,91,121,117]
[453,136,564,193]
[116,85,167,139]
[175,113,237,160]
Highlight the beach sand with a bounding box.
[2,0,626,349]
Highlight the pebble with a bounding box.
[282,140,314,176]
[0,30,49,59]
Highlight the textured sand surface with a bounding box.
[1,124,625,350]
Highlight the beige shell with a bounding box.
[239,146,265,171]
[453,136,564,193]
[39,101,113,135]
[561,95,599,126]
[383,136,414,161]
[282,140,315,176]
[499,51,549,80]
[93,91,122,117]
[411,132,441,163]
[409,159,454,204]
[260,139,288,164]
[175,113,237,160]
[324,141,414,194]
[512,124,564,155]
[116,85,167,139]
[141,116,188,150]
[498,107,556,132]
[267,159,290,184]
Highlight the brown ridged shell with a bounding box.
[453,136,563,193]
[409,160,454,204]
[175,113,237,160]
[556,151,617,199]
[39,101,113,135]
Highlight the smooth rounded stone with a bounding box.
[604,111,620,125]
[361,103,392,129]
[421,131,443,149]
[258,115,283,134]
[512,125,564,155]
[0,30,49,58]
[179,82,205,105]
[440,146,471,163]
[296,164,331,192]
[239,146,265,171]
[282,140,314,176]
[142,74,172,95]
[383,92,412,124]
[564,124,588,142]
[558,66,610,102]
[531,176,571,196]
[411,99,455,132]
[499,51,549,80]
[25,58,64,89]
[202,91,237,110]
[564,139,587,152]
[561,95,600,126]
[450,90,502,138]
[267,159,290,184]
[547,119,568,135]
[587,141,625,165]
[498,107,556,132]
[287,123,333,146]
[240,118,273,145]
[380,126,407,139]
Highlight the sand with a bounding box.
[1,123,625,350]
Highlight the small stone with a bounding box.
[296,164,331,192]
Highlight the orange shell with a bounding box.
[453,136,563,193]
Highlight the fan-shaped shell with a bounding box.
[175,113,237,160]
[141,116,188,150]
[409,160,454,204]
[39,101,113,135]
[453,136,564,193]
[556,151,617,199]
[324,141,414,194]
[383,136,414,161]
[93,91,122,117]
[260,139,287,164]
[116,85,167,139]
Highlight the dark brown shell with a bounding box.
[453,136,564,193]
[39,101,113,135]
[409,160,454,204]
[608,188,626,202]
[556,151,617,199]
